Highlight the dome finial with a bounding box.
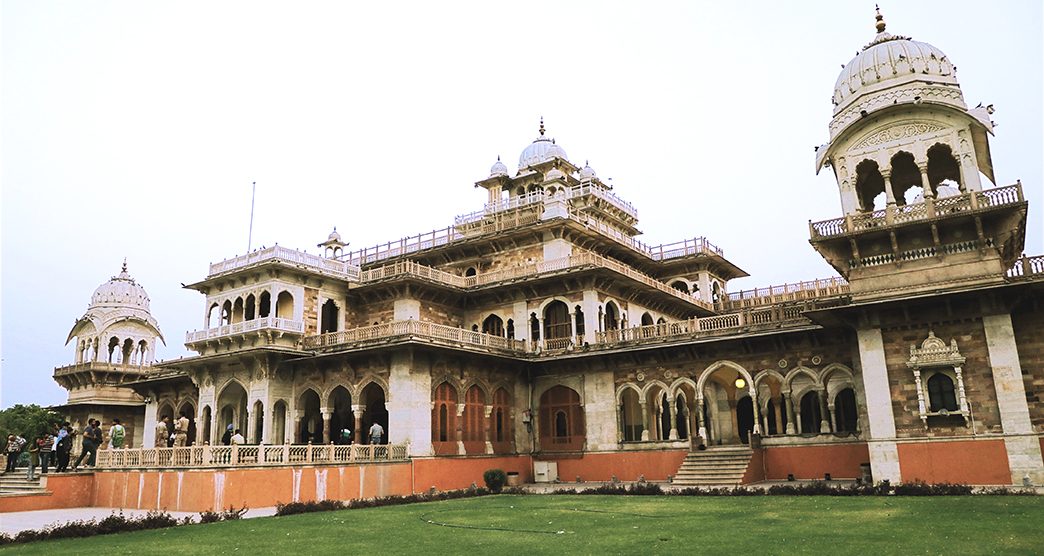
[122,257,128,273]
[874,4,886,33]
[539,116,545,136]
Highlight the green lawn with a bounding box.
[4,495,1042,555]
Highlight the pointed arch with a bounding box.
[696,360,754,394]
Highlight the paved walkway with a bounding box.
[0,506,278,536]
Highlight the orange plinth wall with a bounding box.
[897,439,1011,485]
[761,443,869,480]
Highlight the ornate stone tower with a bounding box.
[810,9,1027,300]
[54,261,165,447]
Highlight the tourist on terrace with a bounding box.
[26,437,40,480]
[222,424,233,446]
[368,422,384,445]
[173,411,190,447]
[37,431,53,474]
[339,428,352,445]
[230,429,245,445]
[72,419,101,470]
[4,434,23,472]
[109,418,126,449]
[54,423,72,472]
[155,416,171,448]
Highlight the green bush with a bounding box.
[483,469,508,493]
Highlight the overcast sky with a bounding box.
[2,1,1041,408]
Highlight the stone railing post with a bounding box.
[306,442,313,463]
[231,443,239,466]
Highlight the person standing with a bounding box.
[109,418,126,449]
[26,439,40,481]
[73,419,99,470]
[155,416,171,448]
[230,429,245,445]
[173,411,190,447]
[38,432,54,475]
[4,435,20,473]
[368,422,384,445]
[221,424,234,446]
[55,424,73,472]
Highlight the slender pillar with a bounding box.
[818,388,831,433]
[320,408,332,444]
[293,410,304,443]
[639,401,650,441]
[246,408,255,444]
[668,398,679,440]
[728,398,740,442]
[695,396,707,443]
[983,314,1044,485]
[857,327,902,483]
[352,406,364,445]
[749,388,762,435]
[773,395,784,435]
[783,391,796,434]
[483,405,494,454]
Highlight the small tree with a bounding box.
[483,468,508,493]
[0,404,63,442]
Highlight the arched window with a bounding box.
[539,385,584,451]
[221,300,233,325]
[107,336,119,362]
[604,302,619,330]
[258,291,271,318]
[543,301,570,340]
[619,388,641,441]
[799,391,822,434]
[855,159,885,211]
[641,312,654,326]
[320,299,339,334]
[482,314,504,336]
[927,143,962,191]
[890,151,921,206]
[432,382,457,454]
[574,306,585,338]
[207,303,219,328]
[670,281,689,293]
[712,282,722,304]
[675,394,688,439]
[232,297,244,323]
[927,374,958,412]
[834,388,858,432]
[530,313,540,341]
[244,294,256,321]
[658,393,672,440]
[492,388,512,450]
[462,386,485,453]
[275,291,294,319]
[766,399,778,435]
[465,267,477,277]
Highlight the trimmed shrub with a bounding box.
[483,469,508,493]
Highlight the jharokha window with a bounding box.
[907,330,970,428]
[539,385,585,452]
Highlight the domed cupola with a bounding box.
[579,161,597,181]
[489,156,509,177]
[519,118,568,169]
[90,260,152,311]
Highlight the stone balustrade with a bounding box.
[185,316,305,344]
[303,319,528,352]
[53,362,151,376]
[1007,254,1044,280]
[595,305,811,345]
[95,443,410,470]
[208,245,361,280]
[720,277,849,310]
[809,183,1024,239]
[850,238,992,269]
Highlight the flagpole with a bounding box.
[247,181,256,252]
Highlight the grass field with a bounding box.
[4,495,1042,555]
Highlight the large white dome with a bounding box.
[519,119,568,168]
[90,262,151,311]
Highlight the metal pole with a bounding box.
[247,181,256,252]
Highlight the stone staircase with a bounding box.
[0,471,47,495]
[672,446,754,486]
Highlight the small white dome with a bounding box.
[579,161,596,180]
[327,227,342,242]
[518,119,568,168]
[90,262,151,311]
[545,167,565,182]
[489,157,509,177]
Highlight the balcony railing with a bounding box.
[1007,254,1044,280]
[53,362,151,376]
[95,443,409,470]
[209,245,361,280]
[850,238,992,269]
[303,320,528,352]
[186,316,305,343]
[810,183,1024,239]
[356,252,713,310]
[455,183,639,228]
[719,277,849,310]
[595,305,810,345]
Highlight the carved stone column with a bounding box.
[749,387,762,435]
[293,410,304,444]
[639,401,650,441]
[483,404,494,454]
[783,391,796,434]
[695,396,707,444]
[668,397,679,440]
[320,407,332,444]
[818,388,831,433]
[352,405,364,444]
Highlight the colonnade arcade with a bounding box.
[852,141,966,211]
[430,378,515,455]
[615,362,863,446]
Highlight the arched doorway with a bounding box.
[543,301,571,346]
[604,302,620,330]
[799,391,822,434]
[329,386,353,444]
[619,388,642,441]
[217,381,248,444]
[320,300,339,334]
[252,400,264,443]
[298,389,322,443]
[360,382,388,444]
[736,396,754,444]
[200,405,212,446]
[539,385,585,452]
[271,400,287,444]
[834,388,858,433]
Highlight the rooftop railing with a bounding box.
[719,277,849,310]
[1007,254,1044,280]
[209,245,361,280]
[595,304,812,345]
[303,319,528,352]
[186,316,305,344]
[356,252,714,310]
[809,183,1024,239]
[95,443,409,470]
[53,362,151,376]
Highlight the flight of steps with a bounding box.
[0,471,47,495]
[672,446,754,486]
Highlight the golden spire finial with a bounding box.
[539,116,545,136]
[122,257,128,272]
[875,5,886,33]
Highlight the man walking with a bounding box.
[73,419,100,470]
[109,418,126,449]
[155,416,171,448]
[368,421,384,445]
[38,431,54,474]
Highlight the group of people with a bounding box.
[152,411,191,448]
[2,418,127,481]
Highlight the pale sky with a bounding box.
[2,1,1041,408]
